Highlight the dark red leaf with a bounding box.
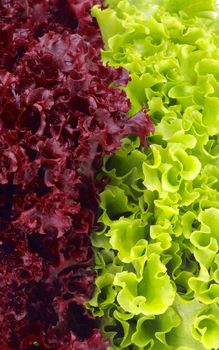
[0,1,154,349]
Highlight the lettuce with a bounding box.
[89,1,219,349]
[0,0,154,349]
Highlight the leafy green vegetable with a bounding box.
[89,0,219,349]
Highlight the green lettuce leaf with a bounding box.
[89,0,219,349]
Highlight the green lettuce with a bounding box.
[89,1,219,349]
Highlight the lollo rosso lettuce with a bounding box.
[89,0,219,349]
[0,1,153,349]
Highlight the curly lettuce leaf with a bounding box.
[89,0,219,349]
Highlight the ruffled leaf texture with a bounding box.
[89,1,219,349]
[0,1,153,349]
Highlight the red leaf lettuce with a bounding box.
[0,1,153,349]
